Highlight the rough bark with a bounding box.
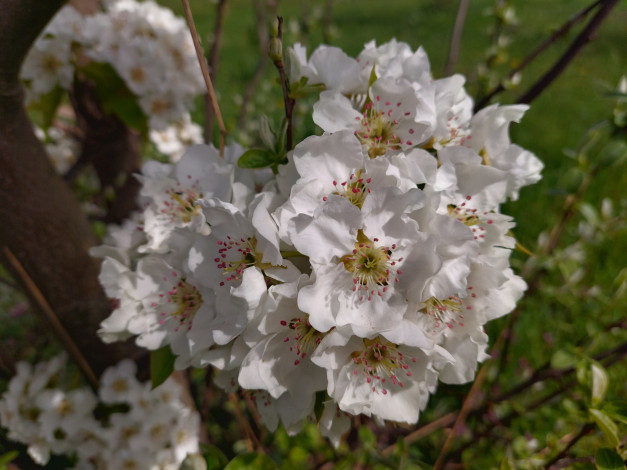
[0,0,141,376]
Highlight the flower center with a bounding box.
[324,170,371,209]
[422,296,465,333]
[162,182,203,224]
[351,337,416,394]
[214,236,284,286]
[356,101,403,158]
[157,278,202,332]
[280,314,326,365]
[340,230,402,301]
[447,196,494,241]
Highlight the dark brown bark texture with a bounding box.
[0,0,140,376]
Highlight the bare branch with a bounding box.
[203,0,228,144]
[181,0,227,157]
[444,0,470,76]
[271,17,296,151]
[475,0,602,110]
[3,247,99,389]
[517,0,620,105]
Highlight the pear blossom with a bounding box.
[84,34,542,443]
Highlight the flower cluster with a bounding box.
[92,39,543,442]
[0,355,200,468]
[21,0,205,154]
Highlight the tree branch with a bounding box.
[203,0,228,144]
[444,0,470,76]
[475,0,603,110]
[181,0,227,157]
[517,0,620,105]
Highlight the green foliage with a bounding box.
[223,453,278,470]
[238,115,288,173]
[0,451,18,470]
[150,346,176,389]
[81,62,148,134]
[595,448,625,470]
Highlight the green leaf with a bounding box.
[201,443,228,470]
[589,409,620,447]
[499,456,515,470]
[603,400,627,425]
[258,115,276,150]
[150,346,176,389]
[595,448,625,470]
[313,391,327,421]
[223,453,278,470]
[238,149,274,169]
[289,77,326,99]
[80,62,148,134]
[33,84,64,131]
[590,362,609,407]
[181,453,208,470]
[275,117,288,156]
[0,451,19,469]
[368,64,378,88]
[550,349,577,369]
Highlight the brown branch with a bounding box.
[3,247,99,389]
[203,0,228,144]
[544,423,595,469]
[381,412,457,457]
[181,0,226,157]
[228,392,265,453]
[69,78,142,224]
[444,0,470,76]
[271,17,296,151]
[475,0,603,110]
[517,0,620,105]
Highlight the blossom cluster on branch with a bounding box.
[89,37,543,444]
[21,0,205,167]
[0,355,200,469]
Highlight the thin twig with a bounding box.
[543,162,600,255]
[180,0,226,157]
[2,247,99,389]
[517,0,620,105]
[432,363,489,470]
[321,0,335,44]
[475,0,603,110]
[444,0,470,76]
[203,0,228,144]
[442,341,627,462]
[271,17,296,151]
[544,423,595,469]
[381,412,457,457]
[237,0,276,130]
[228,392,265,453]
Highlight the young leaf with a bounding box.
[150,346,176,389]
[550,349,577,369]
[602,400,627,425]
[33,84,64,131]
[589,409,620,447]
[595,448,625,470]
[223,453,278,470]
[591,362,609,407]
[0,451,19,470]
[238,149,274,169]
[258,114,277,150]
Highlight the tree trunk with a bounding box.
[0,0,142,377]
